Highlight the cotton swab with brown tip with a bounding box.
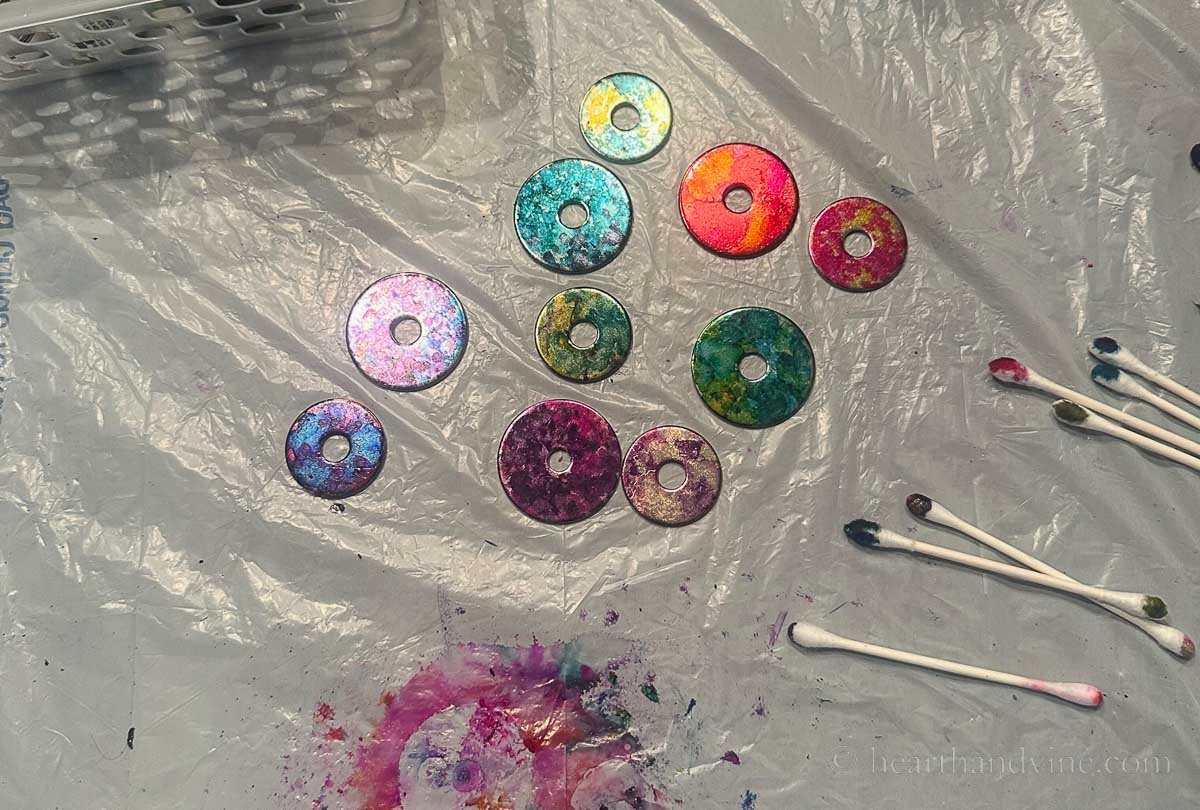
[844,519,1168,621]
[788,622,1103,707]
[906,494,1193,659]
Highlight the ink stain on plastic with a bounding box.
[284,642,668,809]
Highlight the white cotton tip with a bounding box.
[1089,337,1153,377]
[1091,363,1149,399]
[788,622,840,649]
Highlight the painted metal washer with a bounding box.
[497,399,621,524]
[678,143,798,258]
[514,158,632,274]
[285,398,386,498]
[535,287,632,383]
[691,307,815,428]
[347,273,468,391]
[622,425,721,526]
[579,72,672,164]
[808,196,908,291]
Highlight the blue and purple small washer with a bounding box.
[285,398,386,498]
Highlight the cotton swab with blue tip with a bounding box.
[1052,399,1200,474]
[906,494,1193,659]
[1091,362,1200,433]
[1090,337,1200,411]
[788,622,1104,707]
[844,519,1168,620]
[988,357,1200,459]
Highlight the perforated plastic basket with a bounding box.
[0,0,443,189]
[0,0,404,89]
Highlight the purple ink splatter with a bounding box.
[604,609,620,627]
[767,611,788,648]
[721,751,741,765]
[289,642,667,810]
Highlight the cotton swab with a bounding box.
[988,357,1200,459]
[788,622,1103,707]
[1091,362,1200,433]
[844,519,1168,620]
[906,494,1193,659]
[1052,399,1200,475]
[1090,337,1200,412]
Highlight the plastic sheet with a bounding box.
[2,0,1199,806]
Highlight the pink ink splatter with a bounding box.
[314,703,335,722]
[301,642,664,810]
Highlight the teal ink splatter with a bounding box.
[641,683,660,703]
[691,307,815,428]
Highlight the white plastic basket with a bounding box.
[0,0,443,188]
[0,0,404,89]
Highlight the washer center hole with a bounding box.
[611,102,641,131]
[843,229,873,257]
[739,353,769,382]
[558,202,589,229]
[656,461,687,492]
[391,316,422,346]
[569,321,599,350]
[548,449,573,474]
[321,434,351,463]
[723,185,753,214]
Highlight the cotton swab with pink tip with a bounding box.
[788,622,1103,708]
[906,493,1193,659]
[988,357,1200,459]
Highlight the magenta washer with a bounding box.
[497,400,621,524]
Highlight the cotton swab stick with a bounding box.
[1092,362,1200,433]
[1052,399,1200,475]
[988,357,1200,459]
[788,622,1103,707]
[1090,337,1200,412]
[844,519,1168,620]
[906,494,1194,659]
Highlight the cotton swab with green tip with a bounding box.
[906,493,1193,659]
[1052,398,1200,474]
